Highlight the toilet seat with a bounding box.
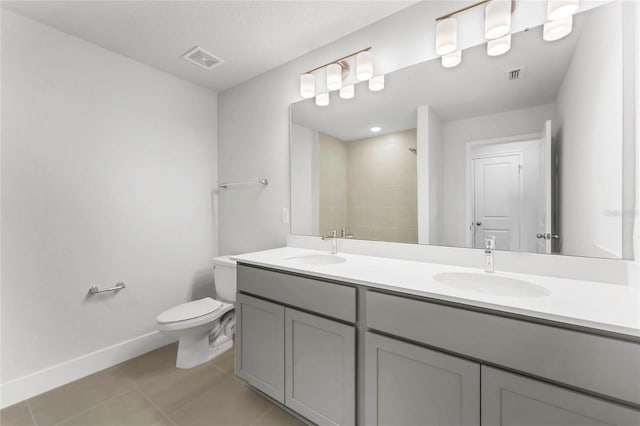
[157,298,222,323]
[157,298,233,332]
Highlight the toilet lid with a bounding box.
[157,297,223,324]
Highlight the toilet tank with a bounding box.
[213,255,237,303]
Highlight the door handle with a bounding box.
[476,222,482,226]
[537,233,560,240]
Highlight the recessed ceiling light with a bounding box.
[370,126,382,132]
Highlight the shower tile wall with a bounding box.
[319,132,348,236]
[319,129,418,243]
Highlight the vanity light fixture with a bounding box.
[315,92,329,107]
[326,63,342,91]
[487,34,511,56]
[547,0,579,21]
[356,51,373,80]
[485,0,512,40]
[340,84,355,99]
[370,126,382,132]
[435,18,458,55]
[543,0,577,42]
[442,50,462,68]
[543,15,573,41]
[368,75,385,92]
[300,73,315,98]
[300,47,384,106]
[435,0,514,68]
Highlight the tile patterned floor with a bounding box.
[1,343,305,426]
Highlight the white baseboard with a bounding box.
[0,331,175,409]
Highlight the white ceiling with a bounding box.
[1,0,416,92]
[291,11,588,141]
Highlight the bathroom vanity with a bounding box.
[233,247,640,426]
[234,1,640,424]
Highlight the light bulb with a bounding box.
[441,50,462,68]
[356,51,373,81]
[435,18,457,55]
[339,84,354,99]
[543,15,572,41]
[300,73,315,98]
[368,75,385,92]
[485,0,511,40]
[547,0,579,21]
[315,92,329,106]
[487,34,511,56]
[326,63,342,91]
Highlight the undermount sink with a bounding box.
[285,254,347,266]
[433,272,551,298]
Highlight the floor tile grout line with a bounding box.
[249,404,275,426]
[249,405,274,426]
[124,363,228,421]
[212,364,233,378]
[25,400,40,426]
[210,360,285,419]
[23,345,230,426]
[126,375,178,426]
[50,388,133,426]
[11,346,173,426]
[210,360,279,425]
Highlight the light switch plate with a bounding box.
[282,208,290,224]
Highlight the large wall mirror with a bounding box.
[290,1,634,259]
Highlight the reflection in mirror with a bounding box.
[290,1,631,259]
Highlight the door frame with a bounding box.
[464,132,540,247]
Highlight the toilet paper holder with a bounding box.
[89,282,126,295]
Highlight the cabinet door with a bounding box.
[365,332,480,426]
[285,308,355,426]
[482,366,640,426]
[235,293,285,403]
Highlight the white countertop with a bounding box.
[233,247,640,338]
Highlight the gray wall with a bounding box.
[2,11,218,383]
[554,1,624,259]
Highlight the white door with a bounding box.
[537,120,553,254]
[473,154,522,251]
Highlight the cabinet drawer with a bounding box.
[237,264,356,323]
[366,291,640,405]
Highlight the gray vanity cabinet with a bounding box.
[236,265,357,425]
[235,293,285,403]
[481,366,640,426]
[364,332,480,426]
[285,308,355,426]
[237,265,639,426]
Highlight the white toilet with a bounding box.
[156,255,237,368]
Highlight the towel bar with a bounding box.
[219,179,268,189]
[89,282,125,295]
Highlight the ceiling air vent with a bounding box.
[507,66,526,81]
[182,46,223,70]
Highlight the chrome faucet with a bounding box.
[484,236,496,273]
[340,228,353,239]
[322,230,338,254]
